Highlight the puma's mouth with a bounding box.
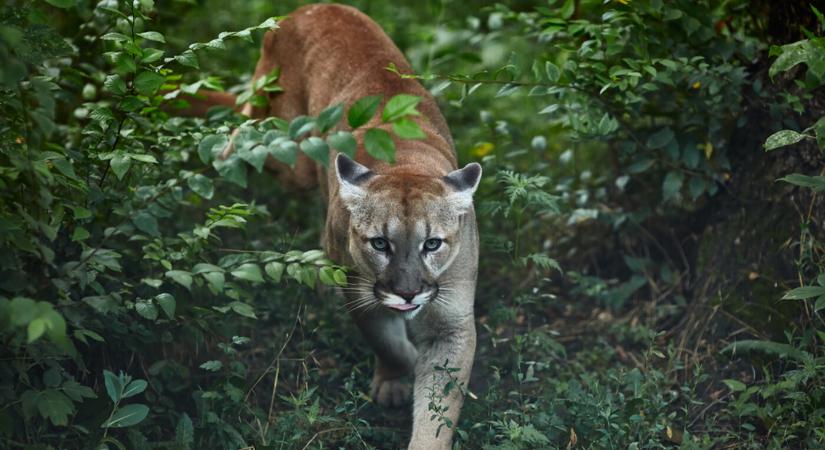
[385,303,419,312]
[375,286,437,317]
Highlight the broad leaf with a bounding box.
[103,370,122,403]
[122,380,147,398]
[392,118,425,139]
[327,131,357,158]
[777,173,825,191]
[134,71,165,96]
[187,174,214,199]
[264,261,285,283]
[230,263,264,283]
[300,137,329,167]
[317,103,344,132]
[382,94,421,122]
[364,128,395,163]
[155,293,175,318]
[165,270,193,290]
[347,95,382,128]
[105,404,149,428]
[764,129,807,151]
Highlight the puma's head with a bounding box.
[335,154,481,319]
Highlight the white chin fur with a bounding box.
[403,305,424,320]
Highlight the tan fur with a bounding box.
[220,5,480,448]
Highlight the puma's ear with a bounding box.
[443,162,482,211]
[335,153,374,210]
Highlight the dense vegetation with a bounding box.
[1,0,823,449]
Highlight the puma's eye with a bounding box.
[423,238,442,252]
[370,237,390,252]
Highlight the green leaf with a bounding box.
[62,381,97,402]
[626,158,654,174]
[110,153,132,180]
[135,300,158,321]
[300,137,329,167]
[202,272,225,293]
[301,266,317,288]
[155,293,175,318]
[782,285,825,299]
[647,127,674,149]
[72,226,90,242]
[137,31,165,43]
[348,95,382,128]
[105,404,149,428]
[382,94,421,123]
[187,174,214,199]
[688,176,705,200]
[37,390,74,426]
[212,155,247,188]
[521,253,562,273]
[560,0,575,19]
[722,378,747,392]
[777,173,825,191]
[264,261,285,282]
[327,131,357,158]
[764,129,808,151]
[816,296,825,313]
[104,370,122,403]
[192,263,223,274]
[141,48,164,63]
[129,153,158,164]
[288,116,316,139]
[134,71,165,96]
[333,269,347,286]
[165,270,193,290]
[28,319,46,342]
[317,103,344,132]
[199,360,222,371]
[318,266,336,286]
[104,74,127,95]
[228,301,257,319]
[230,263,264,283]
[198,134,229,164]
[174,50,199,68]
[301,249,326,263]
[175,413,194,449]
[102,32,130,42]
[769,40,815,78]
[364,128,395,163]
[238,143,270,173]
[132,211,160,237]
[662,170,684,201]
[122,380,147,399]
[545,61,561,82]
[392,118,425,140]
[268,139,298,166]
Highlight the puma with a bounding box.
[186,4,481,448]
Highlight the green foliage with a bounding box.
[1,0,823,449]
[0,2,349,447]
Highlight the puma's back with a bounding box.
[250,4,457,192]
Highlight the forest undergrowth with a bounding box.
[1,0,824,449]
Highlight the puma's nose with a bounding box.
[393,288,421,302]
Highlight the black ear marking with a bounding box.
[336,153,374,185]
[443,162,482,193]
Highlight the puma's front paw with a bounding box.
[370,376,411,407]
